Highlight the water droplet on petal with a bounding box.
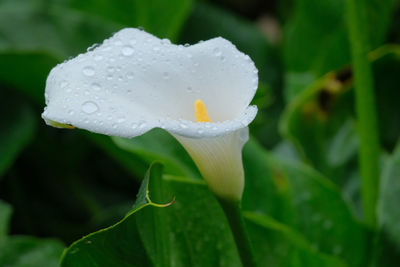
[81,101,98,114]
[60,80,69,88]
[163,72,169,79]
[68,110,74,115]
[82,66,95,76]
[126,72,134,79]
[91,83,101,91]
[117,117,126,123]
[213,47,222,57]
[122,45,134,56]
[186,86,193,93]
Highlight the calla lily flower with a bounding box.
[42,28,258,201]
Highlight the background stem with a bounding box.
[346,0,380,227]
[217,197,257,267]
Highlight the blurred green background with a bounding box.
[1,0,400,266]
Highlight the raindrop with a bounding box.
[161,39,171,45]
[186,86,193,93]
[179,122,188,129]
[131,123,138,129]
[163,72,169,79]
[184,43,190,47]
[126,72,134,79]
[213,47,222,57]
[60,80,69,88]
[138,122,146,129]
[122,45,134,56]
[68,110,74,115]
[82,66,95,76]
[117,117,126,123]
[153,46,160,51]
[197,129,204,135]
[91,83,101,91]
[81,101,98,114]
[107,66,115,73]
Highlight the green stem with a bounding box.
[346,0,380,227]
[217,197,257,267]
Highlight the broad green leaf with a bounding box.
[245,212,346,267]
[61,162,346,266]
[112,129,200,178]
[68,0,192,41]
[0,91,36,178]
[242,139,368,266]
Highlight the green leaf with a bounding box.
[245,212,346,267]
[68,0,192,41]
[242,139,368,266]
[61,161,347,266]
[0,91,36,178]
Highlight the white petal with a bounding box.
[173,128,249,201]
[42,28,258,138]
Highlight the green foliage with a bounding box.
[0,0,399,266]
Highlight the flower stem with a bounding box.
[217,197,257,267]
[346,0,380,227]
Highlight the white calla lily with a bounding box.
[42,28,258,201]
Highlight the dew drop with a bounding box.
[81,101,98,114]
[82,66,95,76]
[91,83,101,91]
[179,122,188,129]
[213,47,222,57]
[163,72,169,79]
[117,117,126,123]
[68,109,74,115]
[60,80,69,88]
[186,86,193,93]
[126,72,134,79]
[122,45,134,56]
